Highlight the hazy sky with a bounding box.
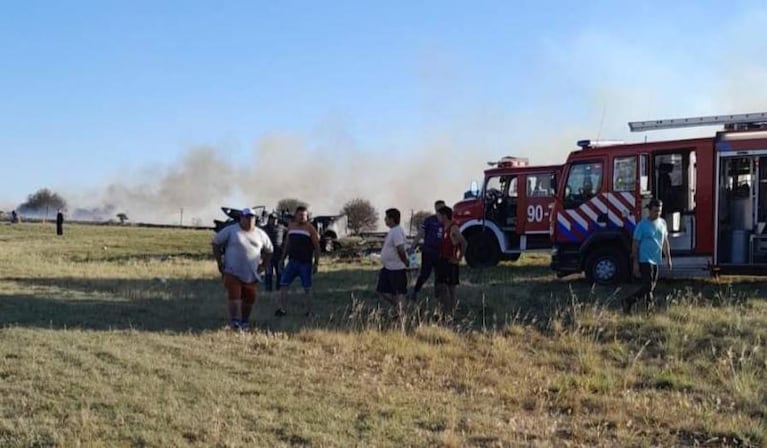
[2,1,766,222]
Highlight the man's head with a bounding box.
[294,206,309,224]
[646,199,663,220]
[239,207,256,230]
[433,200,446,213]
[384,208,401,228]
[437,206,453,225]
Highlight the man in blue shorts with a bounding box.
[275,206,320,317]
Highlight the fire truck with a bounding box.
[550,112,767,284]
[453,156,562,267]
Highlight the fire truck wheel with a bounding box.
[585,248,627,285]
[465,231,500,268]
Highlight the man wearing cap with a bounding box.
[212,207,274,330]
[625,199,672,313]
[263,212,287,292]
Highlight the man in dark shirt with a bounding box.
[263,212,287,292]
[408,200,445,301]
[275,206,320,317]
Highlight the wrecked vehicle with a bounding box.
[213,206,346,253]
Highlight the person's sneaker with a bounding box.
[239,320,250,331]
[228,319,242,330]
[274,308,287,317]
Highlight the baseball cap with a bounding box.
[646,199,663,209]
[240,207,256,217]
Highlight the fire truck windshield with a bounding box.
[563,162,603,208]
[485,175,518,200]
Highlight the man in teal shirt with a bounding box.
[625,199,672,313]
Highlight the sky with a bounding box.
[2,0,766,224]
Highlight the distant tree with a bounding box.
[408,210,431,235]
[341,198,379,235]
[276,198,309,215]
[116,213,129,224]
[18,188,67,216]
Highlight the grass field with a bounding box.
[1,222,766,447]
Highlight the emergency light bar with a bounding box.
[720,130,767,141]
[629,112,767,132]
[487,156,529,167]
[576,139,625,149]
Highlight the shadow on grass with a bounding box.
[0,263,762,334]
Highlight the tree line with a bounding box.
[12,188,431,233]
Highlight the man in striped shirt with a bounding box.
[275,206,320,317]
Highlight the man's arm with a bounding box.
[280,231,291,264]
[450,226,467,262]
[311,226,321,272]
[212,244,225,274]
[260,232,274,273]
[663,234,672,269]
[211,229,229,274]
[410,226,425,252]
[396,243,410,268]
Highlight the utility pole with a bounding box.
[180,208,184,226]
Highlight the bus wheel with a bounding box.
[465,230,500,268]
[585,248,626,285]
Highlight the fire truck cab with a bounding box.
[453,156,561,267]
[551,112,767,284]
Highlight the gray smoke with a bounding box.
[59,129,521,227]
[81,146,241,224]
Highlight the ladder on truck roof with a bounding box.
[629,112,767,132]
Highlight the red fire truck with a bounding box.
[453,156,562,267]
[550,112,767,284]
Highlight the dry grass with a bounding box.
[1,222,766,447]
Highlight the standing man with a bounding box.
[212,207,273,330]
[56,209,64,236]
[435,206,467,314]
[408,200,445,301]
[377,208,410,311]
[263,212,287,292]
[275,206,320,317]
[625,199,672,313]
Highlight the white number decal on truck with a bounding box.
[527,205,544,223]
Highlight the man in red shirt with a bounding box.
[435,206,467,315]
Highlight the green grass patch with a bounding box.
[0,223,766,446]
